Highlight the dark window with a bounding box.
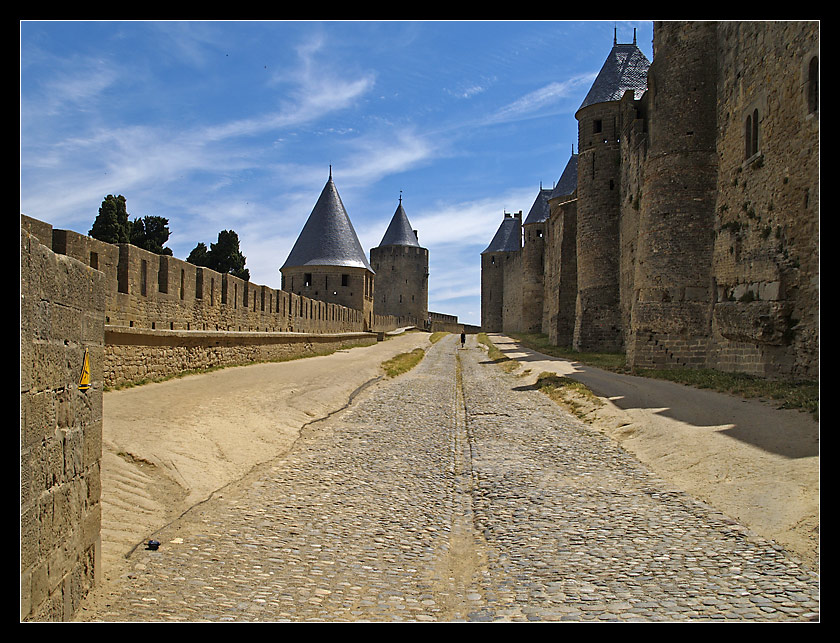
[304,273,312,287]
[342,273,348,286]
[808,56,818,113]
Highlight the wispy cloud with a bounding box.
[486,73,595,125]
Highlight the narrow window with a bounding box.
[195,267,203,299]
[593,119,602,133]
[141,259,147,297]
[745,113,753,159]
[808,56,818,113]
[158,255,168,293]
[89,251,98,270]
[341,273,348,287]
[304,273,312,288]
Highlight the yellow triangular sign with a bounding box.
[78,348,91,391]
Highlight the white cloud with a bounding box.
[487,73,595,125]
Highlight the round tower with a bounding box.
[480,211,522,332]
[627,21,718,369]
[369,197,428,326]
[280,170,375,329]
[574,31,650,352]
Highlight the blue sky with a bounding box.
[20,20,653,327]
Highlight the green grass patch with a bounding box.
[429,332,448,344]
[509,331,818,419]
[635,367,819,420]
[477,333,520,373]
[508,332,626,371]
[381,347,426,378]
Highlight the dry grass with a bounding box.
[477,333,520,373]
[534,371,605,421]
[381,348,426,378]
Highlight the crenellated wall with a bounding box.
[22,215,411,389]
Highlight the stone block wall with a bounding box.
[21,228,104,621]
[709,20,819,379]
[501,251,523,333]
[544,197,577,347]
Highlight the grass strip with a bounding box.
[381,347,426,378]
[477,333,520,373]
[534,371,604,421]
[509,331,818,420]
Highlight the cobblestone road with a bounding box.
[78,335,819,622]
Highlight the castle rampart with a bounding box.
[481,21,818,381]
[21,215,409,389]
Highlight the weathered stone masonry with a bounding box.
[21,226,104,622]
[483,21,819,381]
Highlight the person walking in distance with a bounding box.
[460,332,466,349]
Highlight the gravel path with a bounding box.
[76,334,819,622]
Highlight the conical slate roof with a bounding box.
[281,173,373,272]
[577,40,650,113]
[549,153,579,200]
[523,187,553,226]
[481,215,521,254]
[378,199,421,247]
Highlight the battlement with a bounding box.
[21,215,415,388]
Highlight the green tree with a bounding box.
[89,194,131,244]
[130,215,173,255]
[186,242,210,267]
[187,230,250,280]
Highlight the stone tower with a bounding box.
[369,197,429,325]
[480,211,522,332]
[521,186,552,333]
[280,170,375,330]
[574,31,650,352]
[627,21,719,369]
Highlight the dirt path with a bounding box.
[486,334,819,570]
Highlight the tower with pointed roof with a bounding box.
[369,196,428,325]
[280,170,375,330]
[573,29,650,352]
[480,210,522,332]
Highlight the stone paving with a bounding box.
[77,335,819,622]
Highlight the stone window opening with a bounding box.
[807,56,818,114]
[745,108,759,160]
[341,273,349,287]
[304,273,312,288]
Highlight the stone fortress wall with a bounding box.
[485,21,819,381]
[22,215,419,390]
